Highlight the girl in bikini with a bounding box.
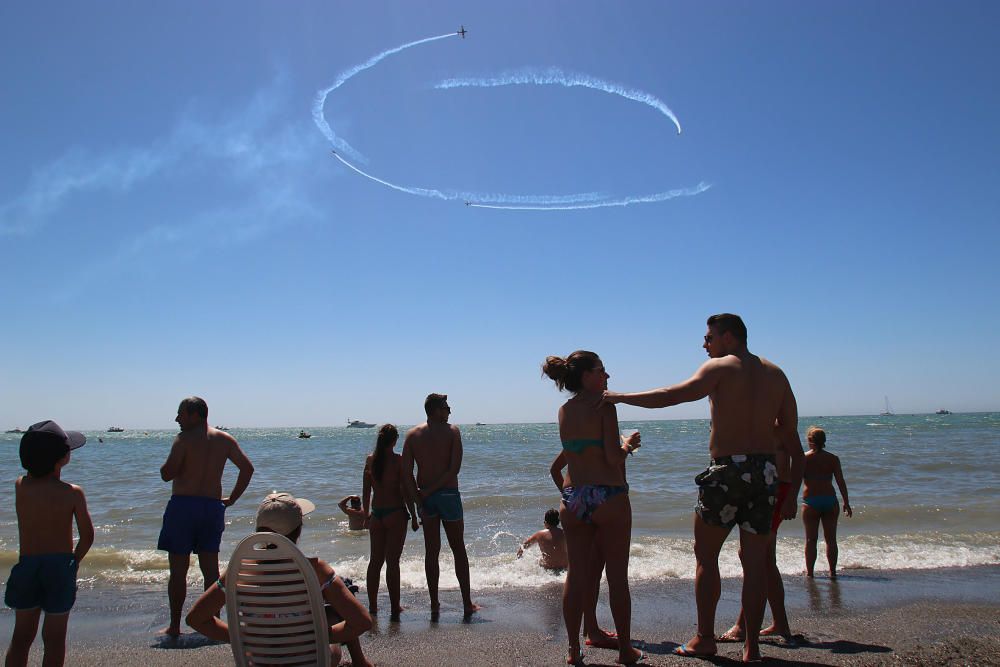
[542,351,645,665]
[363,424,419,619]
[801,426,852,577]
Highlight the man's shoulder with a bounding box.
[405,423,428,438]
[208,428,238,446]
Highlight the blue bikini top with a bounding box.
[562,438,604,454]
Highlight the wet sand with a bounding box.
[2,565,998,665]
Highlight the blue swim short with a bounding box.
[421,488,463,522]
[4,553,78,614]
[157,495,226,554]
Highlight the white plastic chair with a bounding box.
[225,532,332,667]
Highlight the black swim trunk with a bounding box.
[695,454,778,535]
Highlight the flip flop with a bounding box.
[616,649,646,665]
[566,650,586,666]
[716,631,745,643]
[673,644,716,657]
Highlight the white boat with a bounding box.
[5,427,24,434]
[879,396,894,417]
[346,419,375,428]
[107,426,125,433]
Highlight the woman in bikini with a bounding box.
[801,426,852,577]
[363,424,418,620]
[542,351,644,665]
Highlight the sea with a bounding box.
[2,413,998,594]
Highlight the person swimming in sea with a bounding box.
[518,508,569,570]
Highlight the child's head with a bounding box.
[544,508,560,528]
[19,420,86,478]
[256,492,316,543]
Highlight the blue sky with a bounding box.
[2,2,998,429]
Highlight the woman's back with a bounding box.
[369,452,404,508]
[559,395,625,487]
[803,449,838,497]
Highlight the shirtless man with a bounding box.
[158,396,255,637]
[338,495,367,531]
[401,393,479,617]
[602,314,803,662]
[517,509,568,570]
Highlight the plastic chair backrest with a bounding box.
[224,532,331,667]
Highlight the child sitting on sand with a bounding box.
[5,421,94,667]
[338,494,368,530]
[517,508,569,570]
[186,492,373,666]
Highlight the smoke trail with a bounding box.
[312,32,457,162]
[436,67,682,135]
[316,34,707,210]
[466,182,712,211]
[330,151,608,205]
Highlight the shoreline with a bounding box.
[2,564,998,665]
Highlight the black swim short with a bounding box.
[695,454,778,535]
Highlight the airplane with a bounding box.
[457,25,467,38]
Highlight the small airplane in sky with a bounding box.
[457,25,467,39]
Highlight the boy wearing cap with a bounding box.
[186,492,373,666]
[5,420,94,667]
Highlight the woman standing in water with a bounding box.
[542,351,644,665]
[801,426,852,577]
[363,424,418,619]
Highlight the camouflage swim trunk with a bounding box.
[695,454,778,534]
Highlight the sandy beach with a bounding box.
[3,564,998,665]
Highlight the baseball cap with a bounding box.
[255,492,316,535]
[21,420,87,450]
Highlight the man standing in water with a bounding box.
[157,396,255,637]
[602,314,803,662]
[402,393,480,617]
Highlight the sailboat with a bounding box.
[879,396,894,417]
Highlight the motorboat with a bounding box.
[935,409,951,415]
[5,427,24,434]
[297,430,312,439]
[215,425,230,431]
[346,420,375,428]
[107,426,125,433]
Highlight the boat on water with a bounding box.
[346,419,375,428]
[879,396,894,417]
[475,422,487,426]
[107,426,125,433]
[5,428,24,434]
[215,425,230,431]
[297,430,312,439]
[935,409,951,415]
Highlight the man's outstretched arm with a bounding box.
[602,360,721,409]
